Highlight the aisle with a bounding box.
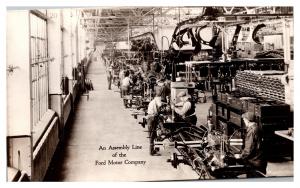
[47,60,198,181]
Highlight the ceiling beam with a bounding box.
[86,25,159,29]
[81,12,180,21]
[96,38,128,42]
[82,16,141,20]
[141,8,157,17]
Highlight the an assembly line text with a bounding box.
[95,144,146,166]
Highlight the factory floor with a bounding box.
[45,60,199,181]
[45,60,293,181]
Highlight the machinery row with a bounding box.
[102,8,293,179]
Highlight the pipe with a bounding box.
[161,36,170,63]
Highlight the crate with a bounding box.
[240,97,257,112]
[247,102,260,116]
[228,96,243,110]
[218,106,228,119]
[217,93,228,104]
[229,112,243,127]
[221,93,228,104]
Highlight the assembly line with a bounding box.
[6,7,294,181]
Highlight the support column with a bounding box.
[48,9,64,130]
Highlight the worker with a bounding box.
[141,61,150,78]
[171,91,197,126]
[234,112,267,177]
[157,77,171,103]
[147,61,164,81]
[119,69,125,97]
[107,63,113,90]
[121,70,132,97]
[147,86,163,155]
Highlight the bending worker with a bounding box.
[171,91,197,126]
[235,111,267,177]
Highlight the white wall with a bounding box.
[7,10,31,136]
[78,25,86,61]
[6,7,89,143]
[70,9,77,67]
[48,9,63,94]
[62,9,73,79]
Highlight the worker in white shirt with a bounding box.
[147,87,163,117]
[147,86,163,155]
[119,69,125,97]
[171,91,197,126]
[122,71,132,95]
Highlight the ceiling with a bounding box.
[81,7,206,43]
[80,7,293,44]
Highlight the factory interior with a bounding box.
[6,6,294,181]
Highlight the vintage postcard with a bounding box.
[6,5,294,182]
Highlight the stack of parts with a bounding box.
[235,70,285,102]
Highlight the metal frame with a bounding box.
[80,7,293,43]
[29,11,49,126]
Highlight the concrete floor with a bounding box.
[45,60,293,181]
[45,60,199,181]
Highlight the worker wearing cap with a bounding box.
[147,86,163,155]
[235,112,267,177]
[172,91,197,126]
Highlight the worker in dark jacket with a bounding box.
[235,112,267,177]
[107,63,113,90]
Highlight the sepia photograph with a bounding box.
[5,4,294,182]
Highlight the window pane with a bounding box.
[30,12,49,126]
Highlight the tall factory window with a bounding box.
[30,12,49,126]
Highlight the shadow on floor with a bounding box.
[43,111,77,181]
